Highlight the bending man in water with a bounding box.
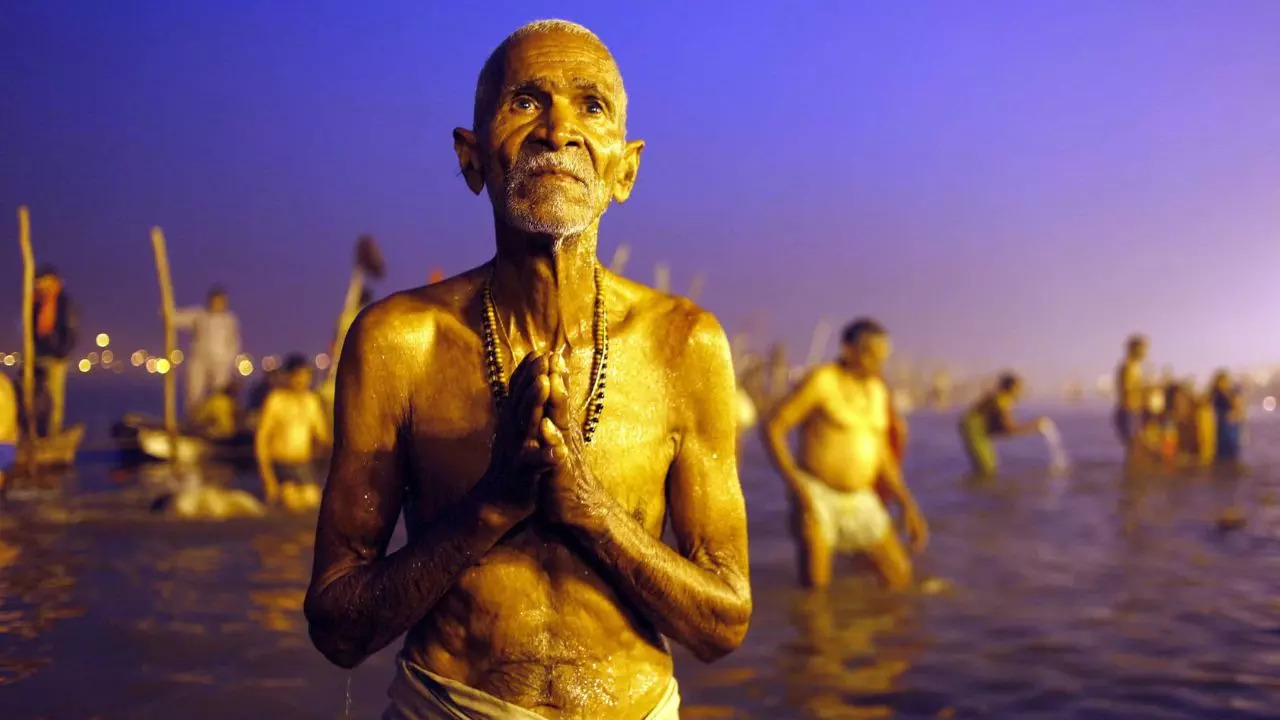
[305,20,750,720]
[763,319,928,590]
[958,372,1047,477]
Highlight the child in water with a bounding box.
[254,354,330,511]
[958,372,1047,476]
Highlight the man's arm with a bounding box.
[254,393,281,502]
[761,368,826,497]
[543,311,751,662]
[171,307,200,330]
[304,302,547,669]
[310,393,332,447]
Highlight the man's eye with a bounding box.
[512,96,536,111]
[585,100,604,115]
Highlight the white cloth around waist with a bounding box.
[383,654,681,720]
[802,477,892,552]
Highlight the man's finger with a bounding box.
[516,375,550,440]
[507,352,543,398]
[545,367,571,429]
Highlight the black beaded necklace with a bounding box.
[481,262,608,443]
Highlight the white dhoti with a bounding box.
[802,478,892,553]
[383,655,681,720]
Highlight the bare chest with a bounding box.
[400,340,680,531]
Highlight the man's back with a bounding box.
[313,266,745,716]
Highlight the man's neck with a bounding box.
[490,221,601,354]
[837,359,874,381]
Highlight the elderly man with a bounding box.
[305,20,751,720]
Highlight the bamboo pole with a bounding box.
[804,317,833,369]
[18,207,38,472]
[653,262,670,294]
[150,227,178,458]
[686,272,706,304]
[608,243,630,276]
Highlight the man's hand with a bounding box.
[787,470,821,518]
[261,469,280,505]
[537,355,609,530]
[476,352,554,523]
[905,506,929,553]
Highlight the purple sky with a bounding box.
[4,1,1280,390]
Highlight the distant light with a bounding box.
[237,359,254,377]
[262,355,280,372]
[1264,396,1276,413]
[235,353,252,365]
[101,350,114,365]
[155,358,172,375]
[77,359,91,373]
[95,333,110,348]
[2,355,13,367]
[87,351,100,365]
[315,353,331,371]
[170,349,185,365]
[145,358,158,373]
[130,351,146,367]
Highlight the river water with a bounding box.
[3,382,1279,718]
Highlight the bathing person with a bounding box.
[1209,370,1244,464]
[0,372,17,498]
[763,318,928,590]
[305,20,750,719]
[958,372,1047,476]
[255,354,328,508]
[1114,334,1149,453]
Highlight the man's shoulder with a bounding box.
[347,268,486,356]
[627,288,729,370]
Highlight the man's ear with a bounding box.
[611,139,645,203]
[453,128,485,195]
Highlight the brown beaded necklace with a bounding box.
[481,262,608,443]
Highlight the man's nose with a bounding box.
[533,97,583,151]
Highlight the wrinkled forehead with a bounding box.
[505,32,622,94]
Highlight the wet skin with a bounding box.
[304,26,750,718]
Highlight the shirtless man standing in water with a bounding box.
[256,354,329,508]
[1114,334,1149,454]
[763,319,928,590]
[305,20,750,720]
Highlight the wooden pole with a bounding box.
[686,272,706,304]
[150,227,178,458]
[608,243,630,276]
[653,262,670,294]
[18,207,38,470]
[804,317,833,369]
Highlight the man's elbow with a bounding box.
[691,594,752,663]
[304,594,370,670]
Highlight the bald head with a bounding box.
[473,20,627,132]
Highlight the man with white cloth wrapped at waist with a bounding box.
[304,19,751,719]
[763,318,929,591]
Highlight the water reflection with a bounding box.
[0,524,85,686]
[781,583,919,719]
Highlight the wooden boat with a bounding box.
[113,414,254,465]
[139,426,256,464]
[17,423,85,468]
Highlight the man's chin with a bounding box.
[503,208,596,238]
